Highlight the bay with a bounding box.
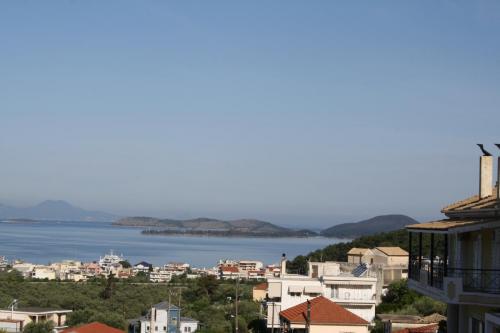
[0,221,343,267]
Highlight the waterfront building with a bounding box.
[238,260,263,272]
[0,306,72,332]
[0,256,8,271]
[11,262,35,278]
[266,256,377,330]
[279,296,370,333]
[99,250,124,271]
[219,265,240,279]
[32,266,56,280]
[128,302,198,333]
[406,149,500,333]
[133,262,152,275]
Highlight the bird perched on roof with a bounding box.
[477,144,492,156]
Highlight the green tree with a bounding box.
[23,321,54,333]
[119,260,131,268]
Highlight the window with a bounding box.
[155,326,158,331]
[331,285,339,298]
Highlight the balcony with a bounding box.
[447,268,500,294]
[409,259,444,290]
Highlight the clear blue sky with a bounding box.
[1,1,500,227]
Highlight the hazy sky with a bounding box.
[1,1,500,227]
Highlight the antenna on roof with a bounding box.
[477,144,492,156]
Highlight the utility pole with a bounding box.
[306,300,311,333]
[177,288,182,333]
[167,290,172,333]
[234,277,239,333]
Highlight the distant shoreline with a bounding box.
[140,229,322,238]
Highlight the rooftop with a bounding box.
[406,219,497,232]
[279,296,369,325]
[375,247,409,256]
[393,324,439,333]
[347,248,370,256]
[0,307,72,314]
[60,322,125,333]
[253,282,268,291]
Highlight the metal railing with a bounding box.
[409,259,444,290]
[447,268,500,294]
[410,259,500,294]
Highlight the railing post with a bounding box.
[408,232,413,278]
[418,233,423,272]
[430,233,435,287]
[444,234,448,277]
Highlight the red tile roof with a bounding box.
[279,296,369,325]
[253,282,268,290]
[60,322,125,333]
[393,324,439,333]
[221,266,239,273]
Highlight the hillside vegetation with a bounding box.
[321,214,419,238]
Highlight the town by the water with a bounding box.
[1,148,500,332]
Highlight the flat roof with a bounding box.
[0,307,72,314]
[406,219,487,231]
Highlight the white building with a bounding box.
[99,250,124,271]
[0,256,8,271]
[266,257,377,330]
[129,302,198,333]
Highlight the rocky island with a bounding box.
[113,217,317,238]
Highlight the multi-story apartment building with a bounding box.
[128,302,198,333]
[266,257,377,330]
[406,148,500,333]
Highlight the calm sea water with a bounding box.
[0,221,343,267]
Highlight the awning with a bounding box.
[303,286,323,293]
[288,285,303,293]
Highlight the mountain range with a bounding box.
[320,214,418,238]
[0,200,118,222]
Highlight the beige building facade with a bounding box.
[407,151,500,333]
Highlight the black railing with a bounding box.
[448,268,500,294]
[409,258,444,290]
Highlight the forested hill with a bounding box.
[114,216,316,237]
[321,214,419,238]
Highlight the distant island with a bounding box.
[0,200,119,222]
[113,217,318,238]
[320,214,419,238]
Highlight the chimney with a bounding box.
[479,155,493,198]
[280,253,287,276]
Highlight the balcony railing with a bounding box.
[447,268,500,294]
[410,259,500,294]
[409,259,444,290]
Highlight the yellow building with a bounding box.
[0,307,72,331]
[406,149,500,333]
